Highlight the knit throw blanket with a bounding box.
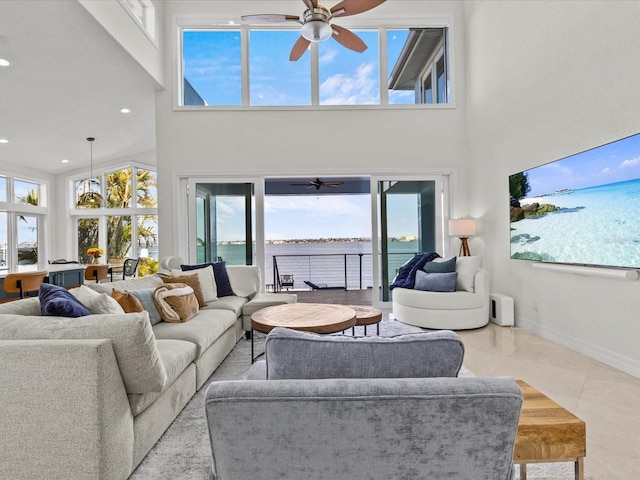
[389,252,440,290]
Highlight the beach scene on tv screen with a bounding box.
[510,132,640,268]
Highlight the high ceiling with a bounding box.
[0,1,158,175]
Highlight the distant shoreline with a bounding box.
[218,237,417,245]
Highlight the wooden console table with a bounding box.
[515,380,586,480]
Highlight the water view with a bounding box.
[216,239,420,290]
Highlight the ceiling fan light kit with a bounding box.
[241,0,387,61]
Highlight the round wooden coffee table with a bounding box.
[250,303,357,361]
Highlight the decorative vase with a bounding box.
[91,256,98,264]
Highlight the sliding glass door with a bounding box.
[188,179,258,265]
[372,176,449,304]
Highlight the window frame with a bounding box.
[69,162,158,267]
[0,172,48,272]
[175,14,456,110]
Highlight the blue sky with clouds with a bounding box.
[523,132,640,198]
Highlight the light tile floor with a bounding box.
[452,323,640,480]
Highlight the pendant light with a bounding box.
[86,137,102,205]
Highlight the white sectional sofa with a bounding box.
[0,265,295,480]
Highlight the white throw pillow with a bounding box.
[171,266,218,303]
[70,285,125,314]
[455,256,482,292]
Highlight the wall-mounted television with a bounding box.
[509,132,640,269]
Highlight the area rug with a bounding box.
[129,320,577,480]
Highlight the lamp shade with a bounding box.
[449,219,477,237]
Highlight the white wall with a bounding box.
[466,1,640,376]
[79,0,164,87]
[156,1,470,256]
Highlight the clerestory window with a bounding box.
[179,23,452,108]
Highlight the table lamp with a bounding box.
[449,218,477,256]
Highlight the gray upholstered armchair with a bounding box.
[204,328,523,480]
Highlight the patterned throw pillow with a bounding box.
[153,283,199,323]
[161,274,207,307]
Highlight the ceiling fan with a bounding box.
[289,178,345,190]
[241,0,387,61]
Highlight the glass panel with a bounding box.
[107,215,132,259]
[249,30,311,106]
[78,218,99,264]
[17,214,38,269]
[195,183,254,265]
[436,55,447,103]
[387,30,414,105]
[106,168,132,208]
[0,211,7,271]
[183,29,242,106]
[136,168,157,208]
[423,73,433,104]
[75,177,102,208]
[378,180,437,301]
[0,176,7,202]
[137,214,158,277]
[14,179,39,206]
[319,30,379,105]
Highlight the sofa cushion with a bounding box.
[127,339,197,416]
[456,256,482,292]
[226,265,261,299]
[0,297,41,316]
[414,271,458,292]
[0,311,167,394]
[264,327,464,380]
[201,295,248,317]
[152,308,237,357]
[242,293,298,318]
[70,285,125,315]
[181,262,234,297]
[39,283,91,318]
[90,275,163,295]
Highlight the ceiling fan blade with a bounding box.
[289,36,311,61]
[331,24,367,53]
[302,0,318,9]
[241,14,300,23]
[323,182,345,187]
[330,0,386,18]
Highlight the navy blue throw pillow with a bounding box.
[39,283,91,317]
[181,261,234,297]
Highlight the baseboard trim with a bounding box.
[517,317,640,379]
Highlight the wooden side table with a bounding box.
[515,380,586,480]
[348,305,382,335]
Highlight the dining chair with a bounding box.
[3,271,48,299]
[84,265,110,283]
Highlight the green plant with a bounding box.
[509,172,531,200]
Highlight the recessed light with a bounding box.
[120,107,131,114]
[61,159,69,163]
[228,20,236,25]
[0,139,8,144]
[0,58,10,67]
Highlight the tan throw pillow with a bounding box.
[153,283,199,323]
[111,289,144,313]
[170,266,217,303]
[161,274,207,307]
